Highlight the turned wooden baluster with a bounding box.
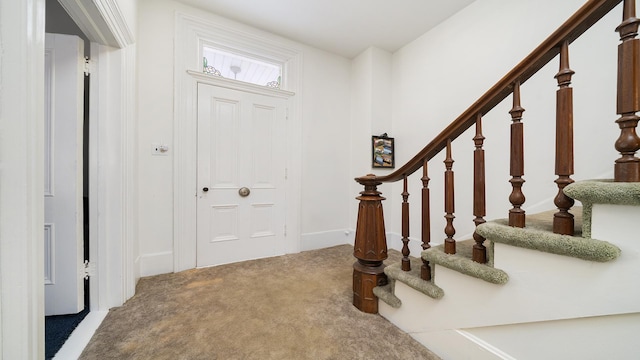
[509,81,526,228]
[401,175,411,271]
[614,0,640,182]
[353,174,388,314]
[421,160,432,280]
[553,40,576,235]
[472,114,487,263]
[444,139,456,254]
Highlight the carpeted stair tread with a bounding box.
[564,179,640,238]
[506,207,583,237]
[422,240,509,285]
[373,280,402,308]
[383,257,445,299]
[564,179,640,206]
[476,218,620,262]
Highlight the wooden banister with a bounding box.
[401,176,411,271]
[421,160,432,280]
[472,115,487,263]
[355,0,622,186]
[615,0,640,181]
[352,0,630,314]
[553,40,577,235]
[508,81,526,228]
[443,140,456,254]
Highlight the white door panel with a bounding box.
[44,33,85,316]
[197,84,286,267]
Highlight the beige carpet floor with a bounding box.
[79,245,440,360]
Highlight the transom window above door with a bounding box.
[202,46,282,88]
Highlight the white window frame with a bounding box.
[201,43,283,87]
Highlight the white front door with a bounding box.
[44,33,85,315]
[197,84,287,267]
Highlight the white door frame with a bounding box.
[0,0,136,357]
[174,13,303,272]
[63,0,138,312]
[0,1,46,358]
[88,41,138,311]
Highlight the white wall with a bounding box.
[136,0,353,274]
[117,0,138,36]
[299,45,352,244]
[349,47,396,240]
[383,0,621,249]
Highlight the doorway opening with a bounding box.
[44,1,91,358]
[174,13,303,272]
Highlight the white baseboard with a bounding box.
[300,229,353,251]
[139,251,173,277]
[299,230,426,256]
[53,310,108,360]
[304,231,426,256]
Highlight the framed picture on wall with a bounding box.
[372,134,395,168]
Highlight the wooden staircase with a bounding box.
[351,0,640,358]
[376,186,640,359]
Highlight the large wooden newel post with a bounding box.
[353,174,388,314]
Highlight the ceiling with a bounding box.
[175,0,476,59]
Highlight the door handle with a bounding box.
[203,187,209,192]
[238,187,250,197]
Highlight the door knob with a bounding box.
[203,187,209,192]
[238,187,250,197]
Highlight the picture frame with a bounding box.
[372,134,395,168]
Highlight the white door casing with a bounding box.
[174,14,303,272]
[0,0,135,357]
[44,33,85,316]
[197,83,287,267]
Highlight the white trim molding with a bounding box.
[44,224,55,285]
[140,251,174,277]
[58,0,134,48]
[300,230,354,252]
[186,70,295,98]
[0,0,46,357]
[89,41,138,310]
[174,13,304,272]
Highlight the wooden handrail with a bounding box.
[355,0,622,184]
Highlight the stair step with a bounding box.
[422,239,509,285]
[564,179,640,239]
[372,280,402,308]
[564,179,640,206]
[476,217,620,262]
[382,257,444,300]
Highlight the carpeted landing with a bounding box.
[79,245,440,360]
